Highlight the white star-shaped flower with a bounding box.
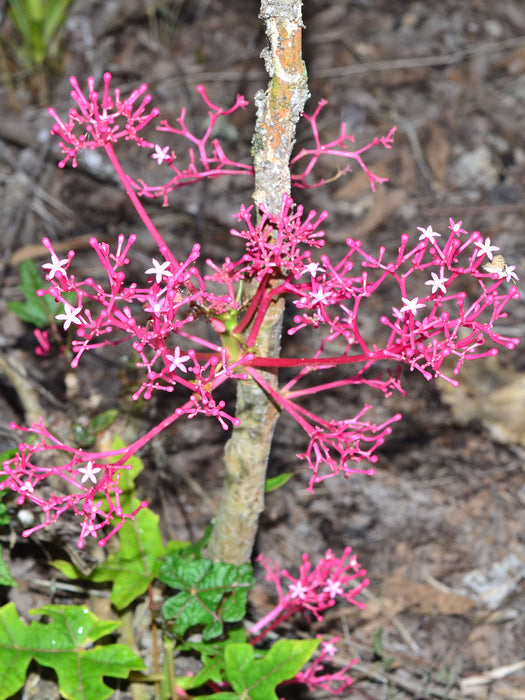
[504,265,519,283]
[145,258,173,283]
[425,271,449,295]
[42,253,68,279]
[321,640,338,657]
[474,236,500,260]
[20,480,34,493]
[78,461,101,484]
[300,261,324,278]
[391,306,404,320]
[289,581,309,600]
[449,218,466,234]
[151,144,171,165]
[309,288,330,305]
[55,303,82,330]
[416,225,441,244]
[400,297,426,316]
[166,347,191,373]
[144,287,168,314]
[323,578,344,599]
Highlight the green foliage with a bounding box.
[0,448,17,467]
[91,510,165,609]
[373,627,396,671]
[0,454,14,525]
[3,436,312,698]
[0,451,15,587]
[193,639,319,700]
[265,472,295,492]
[72,409,119,448]
[166,521,213,559]
[0,545,16,587]
[7,259,75,328]
[175,633,318,698]
[90,409,120,434]
[0,603,145,700]
[0,503,10,527]
[109,434,144,490]
[54,502,166,609]
[160,553,255,641]
[7,0,74,70]
[176,628,248,691]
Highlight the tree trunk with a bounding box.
[207,0,309,564]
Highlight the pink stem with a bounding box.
[103,143,178,269]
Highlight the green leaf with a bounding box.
[372,627,395,669]
[176,628,247,691]
[7,0,32,44]
[90,409,119,434]
[7,298,48,327]
[0,546,16,587]
[0,448,17,462]
[41,0,74,48]
[160,554,254,641]
[265,472,295,493]
[0,449,17,489]
[0,508,10,528]
[52,558,84,580]
[7,259,75,328]
[0,602,145,700]
[76,506,165,610]
[71,411,119,449]
[224,639,319,700]
[8,0,73,68]
[164,522,213,561]
[108,434,144,493]
[0,501,11,526]
[72,423,95,448]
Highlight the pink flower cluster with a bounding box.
[294,636,358,695]
[250,549,367,693]
[48,73,160,169]
[251,548,369,637]
[0,73,520,547]
[48,73,395,199]
[0,418,147,548]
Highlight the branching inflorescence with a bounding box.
[250,547,369,694]
[2,73,519,551]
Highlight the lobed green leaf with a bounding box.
[224,639,319,700]
[160,554,254,641]
[0,603,145,700]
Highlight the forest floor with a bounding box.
[1,1,525,698]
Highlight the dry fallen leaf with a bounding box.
[437,358,525,447]
[383,574,475,616]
